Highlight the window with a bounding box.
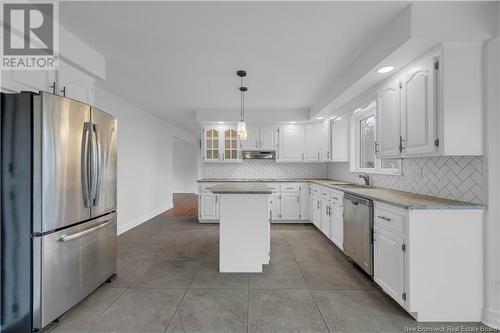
[351,101,401,175]
[359,115,376,168]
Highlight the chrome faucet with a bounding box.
[359,173,370,186]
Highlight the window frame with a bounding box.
[350,100,402,176]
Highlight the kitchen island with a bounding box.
[209,183,272,273]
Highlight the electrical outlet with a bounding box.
[411,167,422,179]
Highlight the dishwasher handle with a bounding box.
[343,193,372,207]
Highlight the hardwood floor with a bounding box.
[164,193,198,217]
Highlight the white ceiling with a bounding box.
[59,1,409,133]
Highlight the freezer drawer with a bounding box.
[33,213,117,329]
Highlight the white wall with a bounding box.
[172,138,198,193]
[483,36,500,329]
[94,89,196,234]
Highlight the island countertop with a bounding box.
[208,183,272,194]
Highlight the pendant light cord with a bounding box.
[240,76,244,122]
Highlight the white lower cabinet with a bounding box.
[311,191,321,228]
[320,197,331,237]
[199,193,219,221]
[268,194,280,220]
[280,193,301,220]
[300,185,310,220]
[374,226,405,306]
[373,203,407,306]
[330,204,344,250]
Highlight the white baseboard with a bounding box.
[117,203,173,235]
[483,307,500,329]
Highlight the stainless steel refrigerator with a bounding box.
[1,92,117,332]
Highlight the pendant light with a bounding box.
[237,70,248,140]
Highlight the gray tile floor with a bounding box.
[43,215,489,333]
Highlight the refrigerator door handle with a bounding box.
[81,123,92,207]
[57,219,113,242]
[91,124,101,206]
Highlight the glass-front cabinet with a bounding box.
[203,124,241,162]
[224,128,239,161]
[204,128,220,161]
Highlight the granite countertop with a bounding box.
[333,187,483,210]
[198,178,333,183]
[198,178,484,210]
[208,183,272,194]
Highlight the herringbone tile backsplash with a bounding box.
[204,160,328,179]
[328,156,484,204]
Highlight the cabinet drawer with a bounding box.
[199,183,219,193]
[329,189,343,206]
[267,184,280,193]
[374,203,406,235]
[280,184,300,193]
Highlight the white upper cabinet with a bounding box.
[376,78,401,158]
[277,125,305,162]
[222,128,240,161]
[368,43,483,158]
[330,116,349,162]
[401,56,438,157]
[242,125,260,150]
[260,126,277,150]
[203,127,221,162]
[242,124,277,151]
[57,61,96,105]
[1,69,56,94]
[305,122,330,162]
[305,123,321,161]
[203,124,241,163]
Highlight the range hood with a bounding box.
[242,150,276,159]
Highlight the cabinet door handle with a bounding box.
[297,196,299,203]
[375,141,379,155]
[60,86,66,97]
[317,152,320,160]
[50,81,56,95]
[399,136,405,153]
[215,195,218,203]
[377,215,391,221]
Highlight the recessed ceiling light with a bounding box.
[218,121,224,124]
[315,117,324,120]
[289,121,296,124]
[377,66,395,74]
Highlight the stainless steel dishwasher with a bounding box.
[343,193,374,276]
